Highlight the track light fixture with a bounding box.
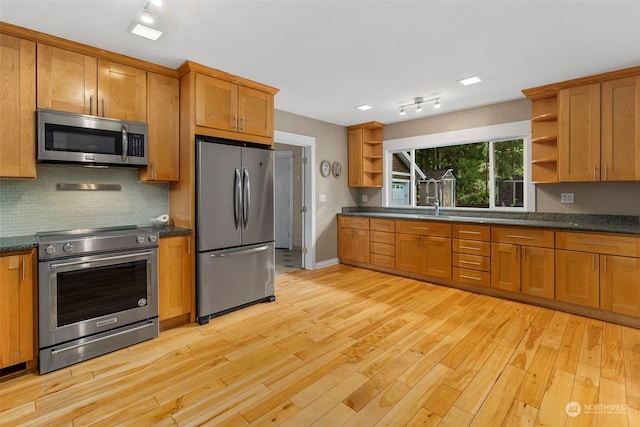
[398,96,441,115]
[141,5,153,24]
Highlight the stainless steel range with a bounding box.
[36,226,159,374]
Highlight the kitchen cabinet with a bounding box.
[195,73,274,140]
[452,224,491,288]
[347,122,385,188]
[0,250,35,369]
[491,227,554,298]
[529,95,558,183]
[395,220,451,279]
[37,44,147,122]
[159,236,193,321]
[370,218,395,269]
[140,73,180,182]
[0,34,36,178]
[556,231,640,313]
[338,216,370,264]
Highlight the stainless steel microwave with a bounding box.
[37,109,148,167]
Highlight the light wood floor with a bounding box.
[2,265,640,426]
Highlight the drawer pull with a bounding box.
[460,274,482,281]
[506,234,535,240]
[459,246,481,251]
[411,226,431,231]
[460,260,481,266]
[582,241,619,247]
[459,230,481,235]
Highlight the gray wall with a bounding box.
[275,110,358,263]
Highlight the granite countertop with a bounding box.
[340,208,640,236]
[0,225,193,254]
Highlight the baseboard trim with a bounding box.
[314,258,339,269]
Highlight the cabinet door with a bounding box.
[521,246,555,299]
[37,44,96,114]
[0,251,34,368]
[238,86,273,137]
[395,234,424,274]
[338,228,369,263]
[600,255,640,316]
[423,236,452,279]
[142,73,179,181]
[559,83,601,182]
[159,236,193,321]
[97,60,146,122]
[348,128,363,187]
[556,250,599,308]
[195,73,237,131]
[0,35,36,178]
[601,76,640,181]
[491,243,520,292]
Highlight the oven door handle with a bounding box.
[50,251,155,269]
[50,321,156,355]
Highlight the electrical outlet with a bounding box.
[361,195,368,202]
[319,194,326,202]
[561,193,574,204]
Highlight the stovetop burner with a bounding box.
[36,225,159,260]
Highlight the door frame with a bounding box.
[274,151,293,250]
[274,130,316,270]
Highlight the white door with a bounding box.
[274,152,293,249]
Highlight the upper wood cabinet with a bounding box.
[347,121,384,188]
[37,45,147,122]
[194,72,274,140]
[0,34,36,178]
[140,73,180,182]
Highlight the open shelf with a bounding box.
[532,113,558,122]
[531,158,557,164]
[531,135,557,144]
[529,96,558,183]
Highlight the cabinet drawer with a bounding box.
[370,230,394,244]
[396,220,451,237]
[338,216,369,230]
[370,242,394,256]
[453,253,490,272]
[492,226,554,248]
[370,253,395,269]
[453,268,490,288]
[370,218,395,233]
[556,231,638,257]
[452,224,490,241]
[453,239,491,257]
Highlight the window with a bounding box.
[384,121,531,211]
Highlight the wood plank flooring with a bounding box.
[2,264,640,426]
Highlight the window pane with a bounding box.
[415,142,489,208]
[494,139,524,208]
[391,151,411,206]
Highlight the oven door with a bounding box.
[38,248,158,348]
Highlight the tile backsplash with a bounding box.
[0,164,169,237]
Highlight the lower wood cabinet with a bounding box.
[395,220,451,280]
[338,216,370,264]
[159,236,193,321]
[556,250,601,308]
[0,249,35,369]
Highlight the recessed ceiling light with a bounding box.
[131,24,163,41]
[459,76,481,86]
[355,104,373,111]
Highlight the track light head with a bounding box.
[141,6,153,23]
[399,107,406,116]
[434,99,441,108]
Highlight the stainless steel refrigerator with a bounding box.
[195,137,275,325]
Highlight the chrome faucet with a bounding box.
[434,199,440,216]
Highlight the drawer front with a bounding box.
[453,253,490,272]
[453,268,490,288]
[556,231,638,257]
[370,218,395,233]
[452,224,490,241]
[338,216,369,230]
[370,230,395,244]
[370,242,395,256]
[492,226,554,248]
[453,239,491,257]
[370,253,395,269]
[396,220,451,237]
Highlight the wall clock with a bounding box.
[332,161,342,178]
[320,160,331,177]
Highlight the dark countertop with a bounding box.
[0,226,192,254]
[340,207,640,236]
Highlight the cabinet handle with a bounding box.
[604,164,608,181]
[604,255,607,273]
[523,247,526,261]
[21,256,25,282]
[460,260,481,266]
[411,226,430,231]
[187,237,191,255]
[233,115,238,131]
[102,98,106,117]
[151,163,155,180]
[583,241,619,247]
[90,95,93,115]
[459,245,481,251]
[514,245,518,260]
[459,230,481,235]
[460,274,482,281]
[506,234,534,240]
[593,165,596,181]
[241,116,245,132]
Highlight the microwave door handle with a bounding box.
[121,125,128,162]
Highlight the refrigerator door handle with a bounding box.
[234,168,242,230]
[242,168,250,229]
[210,245,269,258]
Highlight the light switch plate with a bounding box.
[561,193,574,203]
[319,194,326,202]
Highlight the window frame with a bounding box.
[383,120,533,212]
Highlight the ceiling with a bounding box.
[1,1,639,127]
